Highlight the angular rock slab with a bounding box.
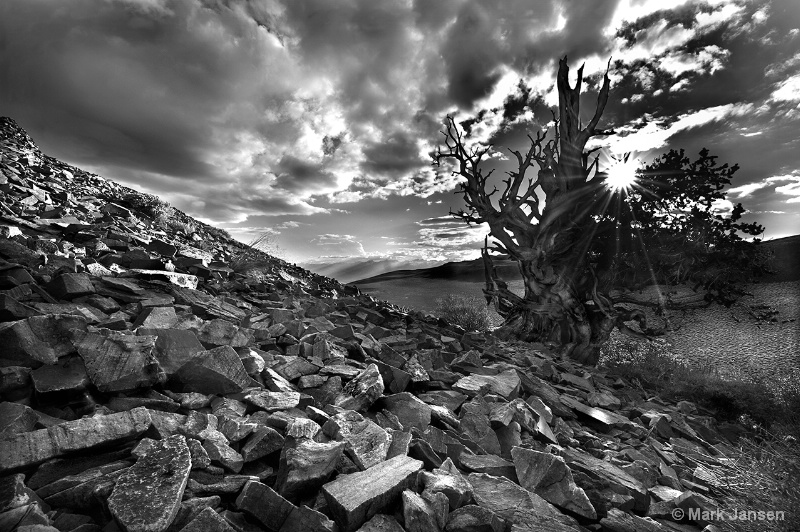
[380,392,432,431]
[467,473,581,532]
[0,407,152,474]
[511,447,596,520]
[174,346,250,395]
[236,481,295,532]
[323,410,390,470]
[72,329,165,393]
[108,434,191,532]
[139,329,204,376]
[334,363,384,412]
[277,438,346,500]
[0,315,89,367]
[452,370,520,400]
[561,447,649,513]
[322,455,423,531]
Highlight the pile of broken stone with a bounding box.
[0,116,741,532]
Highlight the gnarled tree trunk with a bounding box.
[436,57,623,365]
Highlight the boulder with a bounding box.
[323,410,390,469]
[380,392,432,431]
[46,273,95,300]
[174,346,251,395]
[334,363,384,412]
[235,481,295,532]
[108,434,192,532]
[322,455,423,531]
[276,438,345,500]
[0,315,89,367]
[511,447,596,520]
[72,329,165,393]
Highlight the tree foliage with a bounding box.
[433,57,767,364]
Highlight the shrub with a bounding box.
[122,192,172,226]
[229,230,283,280]
[712,434,800,532]
[434,294,490,332]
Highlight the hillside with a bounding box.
[0,116,782,532]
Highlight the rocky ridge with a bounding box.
[0,116,741,532]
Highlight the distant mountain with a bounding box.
[353,255,522,285]
[302,258,445,285]
[353,235,798,286]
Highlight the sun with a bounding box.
[605,158,639,192]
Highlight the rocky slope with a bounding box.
[0,116,745,532]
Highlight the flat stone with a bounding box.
[236,481,295,531]
[108,434,192,532]
[280,505,338,532]
[445,505,505,532]
[174,346,251,395]
[241,426,285,462]
[452,370,520,400]
[46,273,95,300]
[599,508,666,532]
[197,319,252,348]
[511,447,596,520]
[0,366,31,393]
[132,307,179,329]
[130,269,198,290]
[179,506,236,532]
[380,392,432,431]
[0,407,152,474]
[0,315,89,367]
[285,418,321,440]
[322,455,424,531]
[467,473,581,532]
[459,453,517,481]
[561,447,649,513]
[355,513,405,532]
[419,390,468,412]
[323,410,390,470]
[402,490,441,532]
[137,329,204,376]
[38,459,130,511]
[203,437,243,473]
[0,402,39,435]
[0,473,40,513]
[72,329,165,393]
[459,401,501,455]
[30,356,89,399]
[277,438,346,500]
[249,391,307,414]
[420,457,473,510]
[559,395,634,430]
[333,363,384,412]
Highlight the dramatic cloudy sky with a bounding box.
[2,0,799,281]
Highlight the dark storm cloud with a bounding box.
[2,0,798,259]
[361,133,424,177]
[273,155,338,194]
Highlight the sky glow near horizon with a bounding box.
[1,0,799,278]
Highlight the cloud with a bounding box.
[773,175,800,203]
[771,74,800,102]
[601,103,754,154]
[310,234,367,257]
